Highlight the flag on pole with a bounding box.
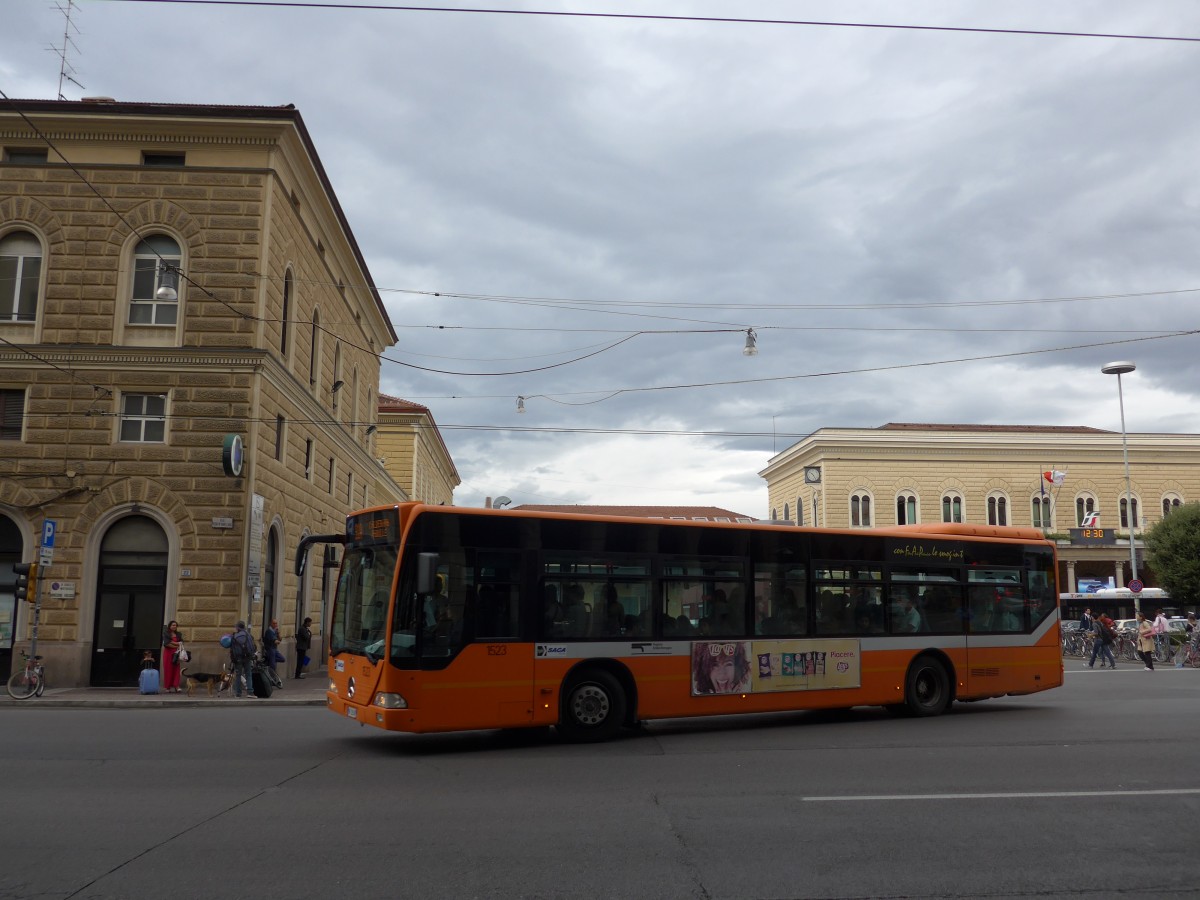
[1042,470,1066,485]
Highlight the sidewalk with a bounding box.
[0,671,328,708]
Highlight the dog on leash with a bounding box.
[182,666,233,698]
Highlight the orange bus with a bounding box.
[296,503,1062,741]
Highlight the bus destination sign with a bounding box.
[348,508,399,546]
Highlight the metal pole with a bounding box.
[1115,371,1140,616]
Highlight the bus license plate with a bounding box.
[347,706,357,719]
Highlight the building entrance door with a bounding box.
[91,568,167,686]
[90,514,170,687]
[0,514,24,681]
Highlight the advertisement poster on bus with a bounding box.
[691,639,861,695]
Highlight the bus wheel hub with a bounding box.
[572,685,610,724]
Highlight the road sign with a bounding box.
[1128,579,1144,594]
[41,519,56,549]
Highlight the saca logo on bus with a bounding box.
[536,645,567,657]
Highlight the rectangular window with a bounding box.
[890,567,962,634]
[815,563,882,635]
[328,457,335,493]
[967,569,1026,633]
[119,393,167,442]
[542,552,655,640]
[470,550,522,640]
[754,563,808,636]
[304,438,313,480]
[0,388,24,440]
[346,471,353,503]
[275,415,285,462]
[142,152,186,166]
[3,148,48,164]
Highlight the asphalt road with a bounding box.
[1,666,1197,900]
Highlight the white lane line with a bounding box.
[802,788,1200,802]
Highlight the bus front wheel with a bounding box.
[558,669,626,743]
[904,656,951,717]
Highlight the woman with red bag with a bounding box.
[161,620,183,693]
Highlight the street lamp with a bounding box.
[1101,360,1139,614]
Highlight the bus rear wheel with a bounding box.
[904,656,951,717]
[558,669,626,743]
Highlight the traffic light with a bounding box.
[13,562,37,603]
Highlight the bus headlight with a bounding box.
[373,692,409,709]
[329,678,337,693]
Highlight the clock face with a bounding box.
[222,433,244,477]
[804,467,821,484]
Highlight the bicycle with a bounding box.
[1174,636,1200,669]
[6,652,46,700]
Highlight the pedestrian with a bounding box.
[294,616,312,679]
[261,617,280,676]
[161,619,183,694]
[229,620,257,698]
[1151,608,1170,659]
[1136,611,1156,671]
[1087,612,1118,669]
[1079,607,1094,633]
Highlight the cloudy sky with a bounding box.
[5,1,1200,516]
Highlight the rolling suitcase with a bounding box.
[139,662,160,695]
[252,664,274,699]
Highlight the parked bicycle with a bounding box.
[5,652,46,700]
[1175,636,1200,669]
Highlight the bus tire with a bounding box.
[558,668,626,743]
[904,655,951,717]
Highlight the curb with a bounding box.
[0,697,327,708]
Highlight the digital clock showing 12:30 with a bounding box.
[1070,528,1112,544]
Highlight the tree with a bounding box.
[1143,502,1200,608]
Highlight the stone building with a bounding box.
[0,99,405,687]
[759,423,1200,600]
[375,394,459,506]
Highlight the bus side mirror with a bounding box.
[417,552,439,595]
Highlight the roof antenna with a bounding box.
[50,0,85,100]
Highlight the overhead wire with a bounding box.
[4,94,1197,403]
[95,1,1200,44]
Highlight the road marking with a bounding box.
[802,788,1200,802]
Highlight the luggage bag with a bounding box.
[139,665,160,695]
[251,664,274,698]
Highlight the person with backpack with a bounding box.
[229,620,257,698]
[294,616,313,680]
[261,618,280,678]
[1086,612,1118,669]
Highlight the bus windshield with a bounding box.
[330,544,398,662]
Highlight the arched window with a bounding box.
[1075,494,1097,526]
[263,525,279,625]
[1162,494,1183,518]
[309,309,321,387]
[770,507,777,520]
[1031,496,1051,528]
[332,343,343,412]
[987,494,1008,526]
[896,493,917,525]
[280,269,292,356]
[0,230,43,322]
[941,493,962,524]
[130,235,181,325]
[795,497,803,527]
[783,502,790,522]
[1120,496,1140,530]
[850,493,872,527]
